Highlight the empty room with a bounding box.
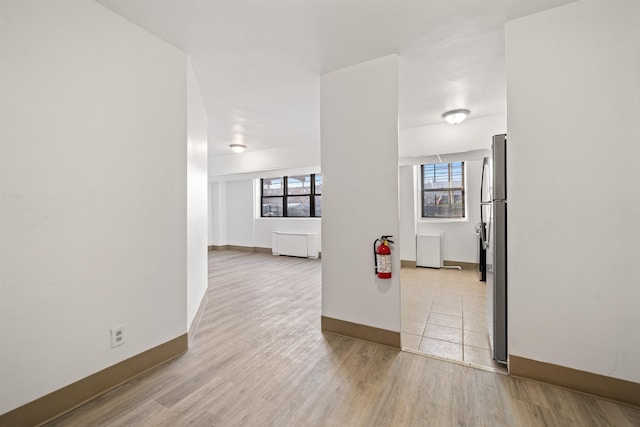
[1,0,639,425]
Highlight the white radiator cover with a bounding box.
[416,234,443,268]
[272,232,320,259]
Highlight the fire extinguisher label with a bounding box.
[377,254,391,273]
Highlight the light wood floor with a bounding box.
[47,250,640,426]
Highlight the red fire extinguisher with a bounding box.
[374,235,394,279]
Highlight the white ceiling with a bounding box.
[97,0,575,157]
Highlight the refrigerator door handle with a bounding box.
[480,157,489,204]
[483,204,492,250]
[480,157,491,249]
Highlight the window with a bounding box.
[261,174,322,217]
[421,162,465,218]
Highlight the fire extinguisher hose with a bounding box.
[373,238,380,275]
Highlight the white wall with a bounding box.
[209,143,320,180]
[321,55,401,332]
[398,115,504,264]
[225,180,256,247]
[399,166,417,261]
[506,0,640,383]
[415,160,483,264]
[400,114,505,158]
[399,162,484,264]
[187,59,208,329]
[208,178,322,250]
[0,0,187,413]
[254,218,321,249]
[208,181,228,246]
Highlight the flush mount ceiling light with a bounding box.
[442,109,470,125]
[229,144,247,154]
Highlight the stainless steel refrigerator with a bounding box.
[480,134,507,365]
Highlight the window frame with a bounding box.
[260,173,322,218]
[420,162,466,219]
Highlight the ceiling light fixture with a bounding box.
[229,144,247,154]
[442,109,470,125]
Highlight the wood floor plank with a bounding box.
[44,250,640,427]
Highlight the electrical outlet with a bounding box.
[111,326,125,348]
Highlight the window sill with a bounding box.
[256,217,321,220]
[418,217,468,224]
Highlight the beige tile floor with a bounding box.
[401,266,507,372]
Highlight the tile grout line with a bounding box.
[403,269,495,368]
[417,295,435,350]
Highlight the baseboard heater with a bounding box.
[416,234,443,268]
[416,234,461,270]
[272,232,320,259]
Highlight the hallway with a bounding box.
[47,251,640,426]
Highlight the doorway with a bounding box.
[397,157,505,372]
